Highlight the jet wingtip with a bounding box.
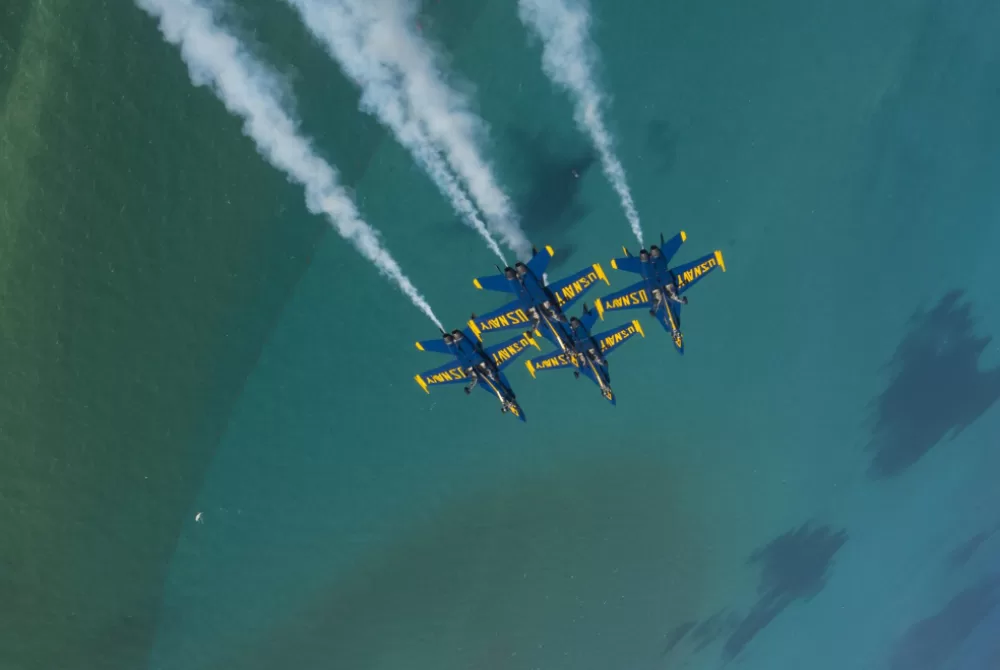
[468,320,483,341]
[414,342,424,351]
[715,250,726,272]
[593,262,610,285]
[473,278,483,289]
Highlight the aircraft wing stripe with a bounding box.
[596,280,650,315]
[592,321,644,356]
[488,332,544,370]
[468,301,533,337]
[415,362,468,391]
[527,351,576,375]
[548,264,608,310]
[674,251,725,293]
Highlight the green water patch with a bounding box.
[210,457,708,670]
[0,0,35,107]
[0,1,327,667]
[0,1,504,668]
[0,0,58,311]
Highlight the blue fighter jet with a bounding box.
[595,232,725,354]
[414,328,540,421]
[467,245,610,352]
[524,303,644,404]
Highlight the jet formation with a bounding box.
[414,232,725,421]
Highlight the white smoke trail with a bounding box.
[518,0,644,246]
[339,0,533,261]
[285,0,506,264]
[135,0,443,330]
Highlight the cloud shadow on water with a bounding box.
[867,290,1000,479]
[505,127,596,271]
[888,576,1000,670]
[661,522,848,665]
[645,119,679,174]
[661,621,695,656]
[950,532,994,571]
[722,523,849,660]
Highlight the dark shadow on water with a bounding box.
[855,0,1000,275]
[722,523,849,660]
[646,119,679,174]
[661,621,695,656]
[660,522,848,664]
[950,533,991,570]
[888,576,1000,670]
[691,610,740,652]
[506,127,596,271]
[949,522,1000,570]
[867,290,1000,479]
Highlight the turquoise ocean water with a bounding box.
[2,0,999,669]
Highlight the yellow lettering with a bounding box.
[557,271,599,304]
[479,309,527,332]
[675,259,717,289]
[428,367,463,385]
[492,340,529,366]
[599,325,638,352]
[537,354,571,369]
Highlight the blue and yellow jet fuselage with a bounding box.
[468,245,610,353]
[595,231,725,354]
[414,329,540,421]
[525,304,645,405]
